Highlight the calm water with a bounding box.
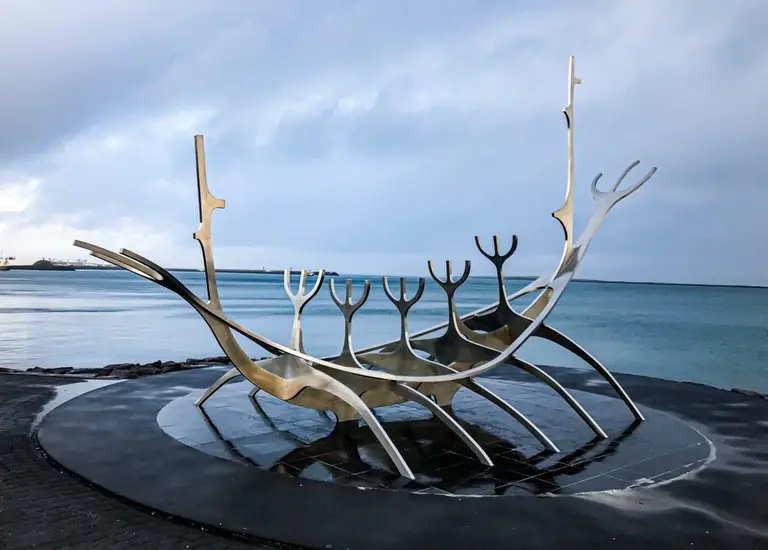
[0,271,766,393]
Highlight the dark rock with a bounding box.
[47,367,75,375]
[194,356,230,365]
[7,355,244,381]
[135,366,160,376]
[77,368,110,376]
[104,363,140,370]
[158,362,187,374]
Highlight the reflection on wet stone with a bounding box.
[157,379,711,496]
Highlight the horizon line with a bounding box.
[63,265,768,290]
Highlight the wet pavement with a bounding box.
[158,373,711,496]
[0,373,271,549]
[35,365,768,549]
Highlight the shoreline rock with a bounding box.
[0,356,244,380]
[730,387,767,400]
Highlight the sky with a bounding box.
[0,0,766,286]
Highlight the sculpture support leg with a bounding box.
[393,384,493,466]
[534,324,644,421]
[195,367,242,407]
[463,380,561,452]
[319,379,415,480]
[508,356,608,438]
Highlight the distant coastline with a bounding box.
[1,261,764,289]
[491,275,766,290]
[566,277,768,291]
[3,261,339,277]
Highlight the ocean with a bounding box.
[0,270,766,393]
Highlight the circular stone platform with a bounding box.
[158,377,709,496]
[37,365,768,550]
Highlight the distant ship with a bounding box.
[3,259,75,271]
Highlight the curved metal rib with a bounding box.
[361,276,560,452]
[197,266,327,405]
[408,257,606,438]
[316,377,415,480]
[342,58,654,367]
[535,322,644,420]
[99,238,418,478]
[464,234,644,421]
[73,76,657,391]
[196,367,242,407]
[461,380,558,451]
[85,241,618,402]
[328,277,495,464]
[452,312,607,438]
[71,59,660,484]
[454,64,655,420]
[505,355,606,438]
[392,383,493,466]
[75,241,582,387]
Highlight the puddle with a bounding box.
[31,379,124,434]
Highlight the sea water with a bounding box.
[0,270,766,393]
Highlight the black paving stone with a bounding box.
[0,373,276,549]
[151,373,711,498]
[9,364,768,549]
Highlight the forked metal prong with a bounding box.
[329,278,371,317]
[381,276,398,303]
[591,161,657,205]
[329,278,344,309]
[475,235,518,266]
[285,269,326,315]
[613,160,640,192]
[283,270,295,298]
[427,261,441,285]
[283,269,326,353]
[427,260,471,295]
[298,270,308,294]
[305,270,326,301]
[328,279,373,369]
[382,276,425,315]
[590,173,605,197]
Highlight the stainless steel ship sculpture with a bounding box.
[74,57,657,480]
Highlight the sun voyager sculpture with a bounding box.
[75,57,657,480]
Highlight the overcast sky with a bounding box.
[0,0,765,285]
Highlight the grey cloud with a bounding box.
[0,1,274,160]
[1,0,767,284]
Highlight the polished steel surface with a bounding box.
[205,268,327,403]
[360,276,559,452]
[74,56,656,479]
[327,277,495,467]
[408,259,607,438]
